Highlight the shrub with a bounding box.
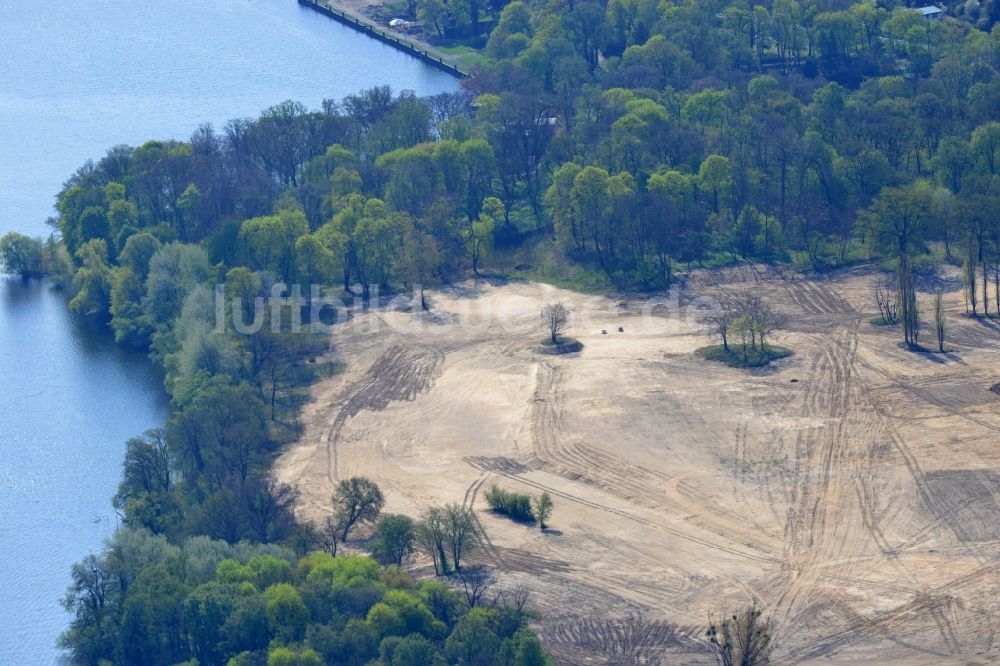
[484,486,535,522]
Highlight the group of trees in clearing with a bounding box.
[315,476,487,577]
[873,273,951,351]
[484,485,554,529]
[701,290,789,366]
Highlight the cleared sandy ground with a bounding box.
[275,266,1000,664]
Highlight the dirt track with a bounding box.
[275,267,1000,664]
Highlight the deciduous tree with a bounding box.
[369,514,416,566]
[541,303,570,343]
[0,232,44,277]
[443,503,480,572]
[331,477,385,542]
[533,492,553,530]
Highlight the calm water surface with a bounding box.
[0,0,456,660]
[0,279,171,661]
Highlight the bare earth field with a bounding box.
[275,266,1000,664]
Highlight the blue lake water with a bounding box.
[0,0,457,660]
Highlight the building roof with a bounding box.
[917,5,943,15]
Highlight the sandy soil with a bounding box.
[275,266,1000,664]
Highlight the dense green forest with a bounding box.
[6,0,999,299]
[1,0,998,663]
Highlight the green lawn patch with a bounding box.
[509,268,612,295]
[436,44,491,68]
[697,344,792,368]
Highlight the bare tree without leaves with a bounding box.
[320,514,347,556]
[456,566,495,608]
[497,584,531,615]
[994,264,999,316]
[444,503,480,572]
[331,476,385,542]
[737,290,786,350]
[701,294,739,351]
[706,603,774,666]
[541,303,570,343]
[898,254,920,347]
[426,91,471,130]
[874,279,898,325]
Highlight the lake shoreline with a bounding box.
[2,1,457,659]
[297,0,468,77]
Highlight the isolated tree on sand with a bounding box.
[858,183,933,346]
[368,513,415,566]
[934,288,946,353]
[533,492,553,530]
[416,506,451,575]
[873,279,898,325]
[898,255,920,346]
[331,476,384,542]
[541,303,570,343]
[444,503,480,572]
[706,603,774,666]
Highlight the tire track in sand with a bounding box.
[769,316,946,658]
[322,344,444,481]
[529,362,674,505]
[773,300,965,660]
[462,472,504,567]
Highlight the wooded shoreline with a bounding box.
[297,0,468,78]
